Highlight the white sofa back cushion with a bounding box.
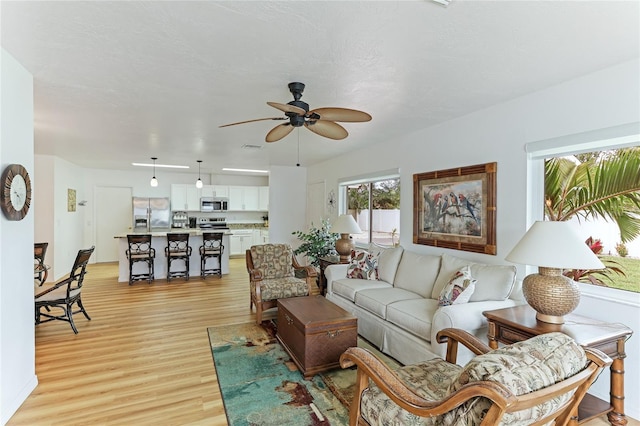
[431,253,516,302]
[369,244,404,284]
[393,251,441,298]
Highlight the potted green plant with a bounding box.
[292,218,338,268]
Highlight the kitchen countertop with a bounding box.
[114,229,231,238]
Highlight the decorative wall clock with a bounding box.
[1,164,32,220]
[327,189,336,213]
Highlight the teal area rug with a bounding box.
[208,321,400,426]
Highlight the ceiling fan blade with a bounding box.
[267,102,306,115]
[265,123,294,142]
[308,107,372,122]
[304,120,348,140]
[219,117,287,128]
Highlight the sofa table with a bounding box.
[483,305,633,426]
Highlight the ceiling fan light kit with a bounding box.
[220,82,371,143]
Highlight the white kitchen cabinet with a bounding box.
[258,186,269,211]
[229,229,256,255]
[200,185,215,198]
[228,186,261,211]
[171,184,201,211]
[212,185,229,198]
[259,229,269,244]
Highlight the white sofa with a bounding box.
[325,246,524,366]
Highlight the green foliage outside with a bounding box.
[545,147,640,292]
[600,255,640,293]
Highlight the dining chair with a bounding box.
[35,246,95,334]
[34,242,49,286]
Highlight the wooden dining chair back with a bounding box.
[165,233,192,281]
[200,232,224,278]
[125,234,155,284]
[340,328,611,426]
[34,242,49,286]
[35,246,95,334]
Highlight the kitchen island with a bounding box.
[114,229,231,283]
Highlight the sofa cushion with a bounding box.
[469,262,516,302]
[355,288,422,319]
[393,251,441,298]
[346,249,378,280]
[437,265,476,306]
[431,253,516,302]
[368,244,404,284]
[332,278,392,302]
[387,298,439,341]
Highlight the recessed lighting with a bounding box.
[132,162,190,169]
[222,168,269,173]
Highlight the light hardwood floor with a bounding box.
[9,259,636,425]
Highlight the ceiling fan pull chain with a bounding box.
[297,129,301,167]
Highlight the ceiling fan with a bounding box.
[219,82,372,142]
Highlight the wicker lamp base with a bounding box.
[522,266,580,325]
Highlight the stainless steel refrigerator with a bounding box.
[132,197,171,231]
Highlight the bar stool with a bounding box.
[125,234,155,285]
[200,232,224,278]
[165,233,192,281]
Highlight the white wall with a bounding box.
[268,166,307,248]
[308,59,640,419]
[0,48,37,425]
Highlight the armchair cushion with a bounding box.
[250,276,309,302]
[250,244,294,279]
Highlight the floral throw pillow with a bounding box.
[346,249,378,280]
[438,265,476,306]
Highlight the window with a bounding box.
[339,170,400,247]
[526,123,640,295]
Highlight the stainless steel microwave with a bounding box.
[201,197,228,212]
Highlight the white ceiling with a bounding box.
[1,1,638,176]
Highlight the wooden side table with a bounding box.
[483,305,633,426]
[318,255,348,295]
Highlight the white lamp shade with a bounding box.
[195,179,203,189]
[332,214,362,234]
[506,221,605,270]
[150,176,158,187]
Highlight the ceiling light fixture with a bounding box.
[222,168,269,174]
[150,157,158,187]
[196,160,203,189]
[132,162,190,169]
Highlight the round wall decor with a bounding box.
[1,164,32,220]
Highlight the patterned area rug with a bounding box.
[208,321,399,426]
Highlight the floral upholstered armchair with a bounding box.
[340,329,611,426]
[246,244,318,324]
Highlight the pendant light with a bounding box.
[150,157,158,187]
[195,160,203,189]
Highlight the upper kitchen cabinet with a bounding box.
[171,184,200,211]
[201,185,229,198]
[228,186,266,211]
[259,186,269,211]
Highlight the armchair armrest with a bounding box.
[339,347,516,420]
[436,328,492,364]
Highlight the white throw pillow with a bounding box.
[438,265,477,306]
[346,249,378,280]
[368,243,404,284]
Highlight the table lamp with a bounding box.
[332,214,362,262]
[505,221,604,324]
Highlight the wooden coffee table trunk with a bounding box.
[277,295,357,379]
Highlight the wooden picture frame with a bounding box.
[413,162,496,255]
[68,188,76,212]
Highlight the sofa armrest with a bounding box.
[430,299,523,361]
[325,264,349,294]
